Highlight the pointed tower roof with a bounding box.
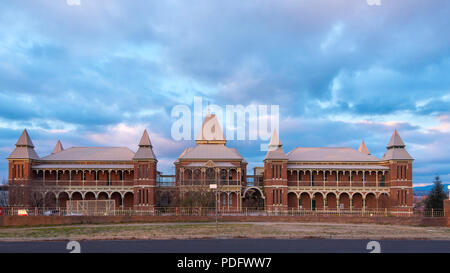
[133,130,156,160]
[387,129,405,148]
[15,129,35,148]
[8,129,40,160]
[52,140,64,154]
[196,114,226,144]
[383,130,413,160]
[358,141,370,155]
[265,130,287,160]
[268,130,282,148]
[138,129,152,147]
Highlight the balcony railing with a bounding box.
[29,180,135,187]
[286,180,388,188]
[179,180,241,186]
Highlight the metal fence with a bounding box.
[0,206,445,217]
[66,200,115,216]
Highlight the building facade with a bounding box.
[7,114,414,213]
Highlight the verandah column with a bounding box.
[376,171,379,188]
[350,171,352,188]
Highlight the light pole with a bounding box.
[210,184,218,236]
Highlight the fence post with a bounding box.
[431,208,434,218]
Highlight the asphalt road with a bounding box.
[0,239,449,253]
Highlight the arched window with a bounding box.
[220,169,227,180]
[193,169,201,180]
[380,174,385,186]
[206,168,215,180]
[222,193,227,206]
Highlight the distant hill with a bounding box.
[413,183,450,196]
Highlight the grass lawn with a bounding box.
[0,222,449,241]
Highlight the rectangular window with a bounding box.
[95,172,98,181]
[120,171,123,181]
[279,190,282,204]
[21,165,24,178]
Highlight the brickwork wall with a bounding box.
[1,214,448,227]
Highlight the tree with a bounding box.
[425,176,448,210]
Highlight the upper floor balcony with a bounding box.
[27,179,135,188]
[286,180,389,188]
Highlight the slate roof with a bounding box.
[15,129,35,147]
[358,141,370,155]
[287,147,381,162]
[41,147,135,161]
[286,164,389,170]
[8,147,40,160]
[32,164,134,169]
[133,130,156,160]
[265,130,288,160]
[178,144,243,160]
[383,130,414,160]
[8,129,40,160]
[52,140,64,154]
[387,129,405,147]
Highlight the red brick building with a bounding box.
[263,129,414,213]
[7,114,414,214]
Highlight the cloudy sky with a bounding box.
[0,0,449,185]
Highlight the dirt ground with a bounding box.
[0,222,449,241]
